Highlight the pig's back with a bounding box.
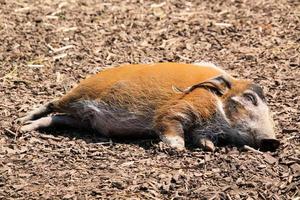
[55,63,228,112]
[85,62,225,89]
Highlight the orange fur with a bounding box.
[53,63,231,113]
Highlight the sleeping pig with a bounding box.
[18,62,280,151]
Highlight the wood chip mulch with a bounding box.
[0,0,299,199]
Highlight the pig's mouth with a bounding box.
[216,128,280,152]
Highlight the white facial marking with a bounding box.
[87,104,101,112]
[216,98,230,124]
[175,112,189,121]
[232,90,276,140]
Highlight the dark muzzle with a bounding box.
[259,138,280,152]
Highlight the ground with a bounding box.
[0,0,299,199]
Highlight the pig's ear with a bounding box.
[172,75,232,96]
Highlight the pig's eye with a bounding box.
[243,93,257,106]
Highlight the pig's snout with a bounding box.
[259,138,280,152]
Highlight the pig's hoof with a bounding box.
[170,143,185,151]
[19,121,37,132]
[16,116,29,124]
[199,138,215,152]
[161,135,185,150]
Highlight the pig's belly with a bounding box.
[69,100,154,137]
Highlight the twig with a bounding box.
[150,2,166,8]
[243,145,263,154]
[53,53,67,60]
[39,134,63,141]
[27,64,44,68]
[53,45,74,53]
[15,7,31,13]
[45,15,59,19]
[286,135,299,140]
[226,194,233,200]
[4,128,17,137]
[208,193,219,200]
[214,22,232,27]
[46,44,74,53]
[46,44,56,51]
[0,66,18,80]
[96,140,113,145]
[57,27,78,32]
[0,104,11,109]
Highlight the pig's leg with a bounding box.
[155,120,185,150]
[196,136,216,151]
[192,128,218,151]
[18,102,54,123]
[20,115,84,132]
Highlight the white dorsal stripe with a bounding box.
[193,61,219,69]
[193,61,235,80]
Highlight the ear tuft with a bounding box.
[173,74,232,95]
[172,85,184,93]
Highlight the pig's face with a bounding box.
[224,83,279,151]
